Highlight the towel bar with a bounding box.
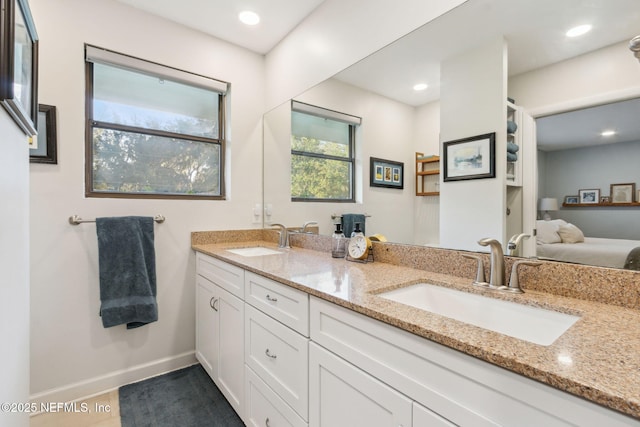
[331,213,371,220]
[68,214,166,225]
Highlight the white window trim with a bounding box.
[85,45,228,93]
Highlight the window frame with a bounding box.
[84,45,226,200]
[290,102,358,203]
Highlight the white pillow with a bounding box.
[557,223,585,243]
[536,220,562,244]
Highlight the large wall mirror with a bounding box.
[263,0,640,270]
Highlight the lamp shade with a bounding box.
[539,198,559,211]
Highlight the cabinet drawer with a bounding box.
[245,304,308,420]
[245,366,307,427]
[245,271,309,336]
[196,252,244,299]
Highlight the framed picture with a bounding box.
[370,157,404,189]
[578,189,600,204]
[610,183,635,203]
[0,0,39,136]
[600,196,611,204]
[564,195,579,204]
[443,132,495,182]
[29,104,57,164]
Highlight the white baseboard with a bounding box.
[30,351,197,407]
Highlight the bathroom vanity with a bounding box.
[192,230,640,426]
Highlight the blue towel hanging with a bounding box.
[96,216,158,329]
[341,214,366,237]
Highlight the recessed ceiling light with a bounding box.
[601,130,616,137]
[239,10,260,26]
[566,24,592,38]
[413,83,428,91]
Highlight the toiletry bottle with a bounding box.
[351,222,363,238]
[332,223,347,258]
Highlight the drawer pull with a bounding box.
[265,417,271,427]
[211,298,219,312]
[266,294,278,302]
[265,348,277,359]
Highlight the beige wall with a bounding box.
[0,112,30,427]
[29,0,264,402]
[264,0,466,109]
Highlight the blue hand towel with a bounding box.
[341,214,366,237]
[507,152,518,162]
[96,216,158,329]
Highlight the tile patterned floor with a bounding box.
[30,390,121,427]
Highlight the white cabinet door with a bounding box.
[309,342,411,427]
[217,283,245,419]
[196,276,218,379]
[196,274,245,420]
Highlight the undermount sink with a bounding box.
[226,247,284,257]
[379,283,579,346]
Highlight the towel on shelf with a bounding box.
[341,213,366,237]
[507,152,518,162]
[96,216,158,329]
[507,142,519,153]
[507,120,518,134]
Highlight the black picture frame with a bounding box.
[0,0,39,136]
[30,104,57,164]
[370,157,404,189]
[443,132,496,182]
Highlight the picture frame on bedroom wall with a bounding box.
[564,195,579,205]
[610,183,635,204]
[578,189,600,204]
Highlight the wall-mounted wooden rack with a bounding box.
[416,152,440,196]
[562,202,640,208]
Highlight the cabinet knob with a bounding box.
[265,417,271,427]
[210,297,219,311]
[265,348,277,359]
[266,294,278,302]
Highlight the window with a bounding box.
[290,101,360,202]
[85,45,227,199]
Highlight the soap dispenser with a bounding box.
[332,223,347,258]
[351,222,363,238]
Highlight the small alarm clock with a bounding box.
[348,234,372,260]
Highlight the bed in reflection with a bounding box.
[536,219,640,269]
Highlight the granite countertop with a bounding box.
[192,240,640,420]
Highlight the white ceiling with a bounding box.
[115,0,326,54]
[334,0,640,107]
[536,98,640,151]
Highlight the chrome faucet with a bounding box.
[301,220,318,233]
[270,223,290,248]
[477,238,505,288]
[507,233,530,256]
[290,220,318,234]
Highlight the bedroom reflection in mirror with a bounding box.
[536,219,640,269]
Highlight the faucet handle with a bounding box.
[461,254,488,286]
[507,260,542,293]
